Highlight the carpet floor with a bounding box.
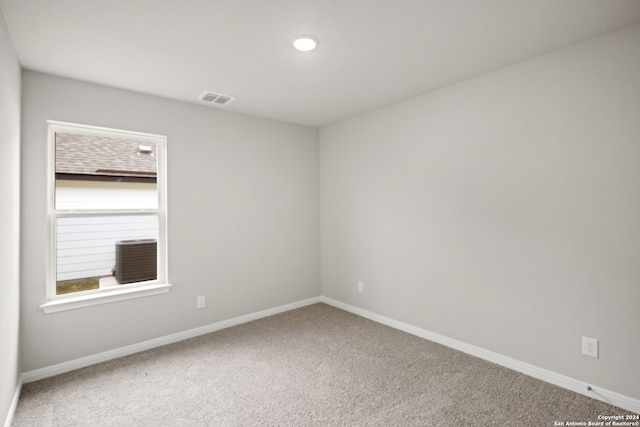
[12,303,635,426]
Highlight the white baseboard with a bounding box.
[3,377,22,427]
[16,295,639,415]
[320,296,640,415]
[21,296,321,384]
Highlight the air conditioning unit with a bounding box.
[113,239,157,284]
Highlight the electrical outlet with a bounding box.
[357,281,364,293]
[197,295,206,309]
[582,336,598,358]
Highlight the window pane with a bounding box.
[55,132,157,209]
[56,215,158,294]
[56,180,158,210]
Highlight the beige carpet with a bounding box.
[12,303,634,426]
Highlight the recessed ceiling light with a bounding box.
[292,35,318,52]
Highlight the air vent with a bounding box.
[199,91,235,105]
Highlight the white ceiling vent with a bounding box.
[199,91,235,105]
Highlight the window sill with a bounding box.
[40,283,172,314]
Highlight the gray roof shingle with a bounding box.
[55,132,157,178]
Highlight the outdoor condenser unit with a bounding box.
[114,239,157,284]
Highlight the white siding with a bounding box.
[55,180,157,281]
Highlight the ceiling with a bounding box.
[2,0,640,128]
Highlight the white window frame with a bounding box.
[41,121,171,313]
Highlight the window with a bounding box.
[41,121,170,313]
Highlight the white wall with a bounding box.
[0,8,21,425]
[320,24,640,400]
[56,180,157,210]
[21,71,320,371]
